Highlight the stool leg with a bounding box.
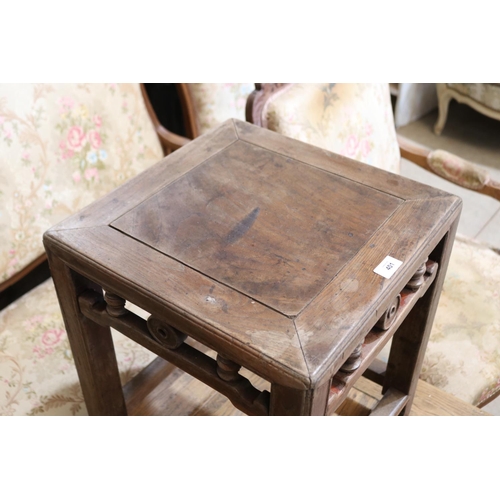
[383,217,459,415]
[48,254,127,416]
[269,382,330,415]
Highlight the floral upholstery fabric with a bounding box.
[427,149,490,191]
[447,83,500,112]
[0,278,157,415]
[378,235,500,406]
[263,83,401,174]
[421,236,500,406]
[187,83,254,136]
[0,83,163,285]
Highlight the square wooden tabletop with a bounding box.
[44,119,462,391]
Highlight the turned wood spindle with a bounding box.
[340,342,363,373]
[104,292,127,317]
[147,316,187,349]
[376,293,401,330]
[216,354,242,382]
[406,260,428,291]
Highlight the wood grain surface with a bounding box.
[112,138,401,316]
[44,119,462,415]
[122,354,490,416]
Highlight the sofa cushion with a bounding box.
[421,236,500,406]
[0,278,157,415]
[0,83,164,286]
[447,83,500,112]
[186,83,254,135]
[263,83,401,174]
[378,235,500,406]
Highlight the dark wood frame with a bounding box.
[175,83,199,139]
[140,83,202,145]
[139,83,190,155]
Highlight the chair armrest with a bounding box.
[155,125,190,154]
[398,134,500,202]
[140,83,191,155]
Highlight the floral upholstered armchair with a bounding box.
[0,83,166,415]
[247,83,500,408]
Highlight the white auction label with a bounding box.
[373,256,403,279]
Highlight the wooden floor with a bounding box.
[123,350,490,417]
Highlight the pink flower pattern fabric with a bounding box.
[263,83,400,174]
[0,83,164,285]
[0,83,165,414]
[0,280,156,415]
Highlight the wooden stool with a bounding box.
[43,119,461,416]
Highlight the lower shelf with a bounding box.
[122,356,489,416]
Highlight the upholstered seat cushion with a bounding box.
[262,83,401,174]
[0,83,164,285]
[447,83,500,112]
[0,279,157,415]
[379,235,500,406]
[421,236,500,406]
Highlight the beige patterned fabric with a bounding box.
[427,149,490,190]
[422,236,500,406]
[263,83,401,174]
[378,235,500,406]
[448,83,500,112]
[0,83,164,285]
[187,83,254,135]
[0,279,157,415]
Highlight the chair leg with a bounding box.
[434,88,452,135]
